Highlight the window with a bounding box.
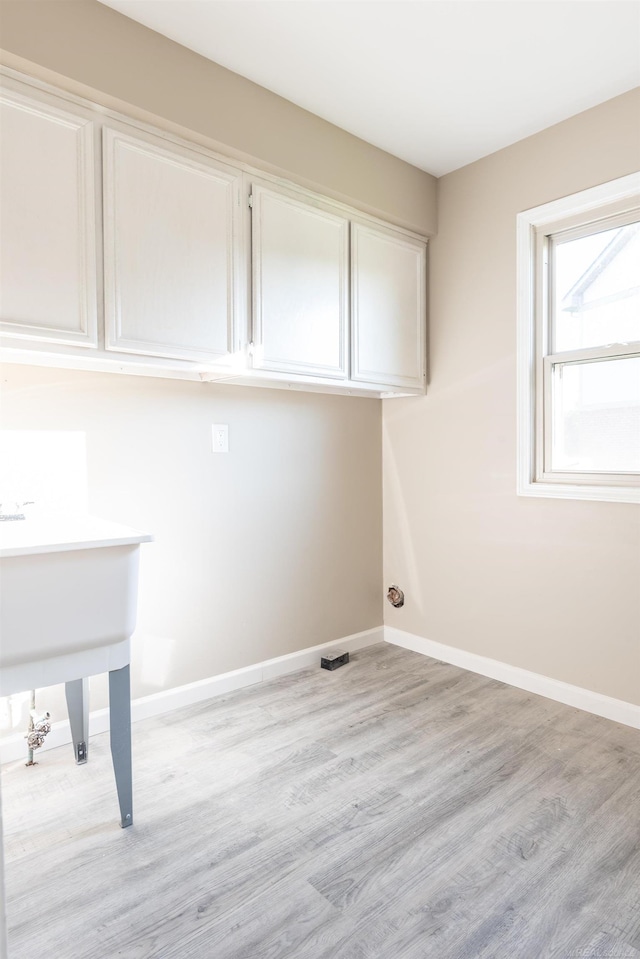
[517,173,640,503]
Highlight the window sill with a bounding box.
[517,477,640,504]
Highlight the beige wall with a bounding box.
[0,0,436,235]
[0,1,637,740]
[1,366,382,726]
[384,89,640,705]
[0,0,423,738]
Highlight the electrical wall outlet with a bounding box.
[212,424,229,453]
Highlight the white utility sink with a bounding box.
[0,515,152,693]
[0,514,152,828]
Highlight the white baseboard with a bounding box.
[4,623,635,764]
[385,626,640,730]
[0,627,384,765]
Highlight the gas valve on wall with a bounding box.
[387,585,404,608]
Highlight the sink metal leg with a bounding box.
[65,677,89,764]
[109,664,133,828]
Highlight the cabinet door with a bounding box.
[103,124,242,363]
[251,183,349,379]
[351,221,426,390]
[0,83,98,347]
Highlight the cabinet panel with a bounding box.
[252,184,348,379]
[0,70,429,397]
[103,125,242,363]
[351,221,426,390]
[0,85,98,346]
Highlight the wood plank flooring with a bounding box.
[2,643,640,959]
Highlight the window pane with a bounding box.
[554,221,640,352]
[551,356,640,473]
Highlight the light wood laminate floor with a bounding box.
[2,643,640,959]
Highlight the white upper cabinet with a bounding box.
[251,182,349,379]
[0,70,428,396]
[103,123,243,363]
[351,220,426,390]
[0,83,98,347]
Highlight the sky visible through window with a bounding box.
[550,220,640,473]
[554,221,640,353]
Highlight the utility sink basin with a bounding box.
[0,515,152,695]
[0,514,152,829]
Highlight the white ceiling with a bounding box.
[97,0,640,176]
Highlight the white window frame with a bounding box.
[517,173,640,504]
